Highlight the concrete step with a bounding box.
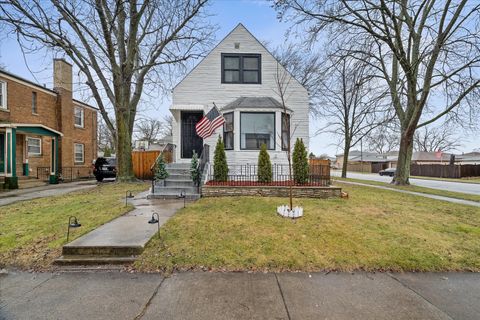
[54,255,137,266]
[166,168,191,175]
[165,179,196,187]
[148,192,200,200]
[62,245,144,256]
[152,186,198,194]
[167,173,192,181]
[166,163,191,169]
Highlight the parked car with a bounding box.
[379,168,396,177]
[93,157,117,181]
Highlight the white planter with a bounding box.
[277,205,303,219]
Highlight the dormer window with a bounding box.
[221,53,261,84]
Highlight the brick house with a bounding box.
[0,59,98,189]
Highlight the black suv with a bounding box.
[93,157,117,181]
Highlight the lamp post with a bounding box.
[148,213,160,238]
[125,190,134,206]
[66,216,81,242]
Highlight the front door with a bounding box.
[181,111,203,158]
[0,133,4,174]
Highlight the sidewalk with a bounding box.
[0,180,98,206]
[1,270,478,319]
[338,180,480,207]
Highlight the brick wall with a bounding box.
[201,185,342,198]
[0,59,97,178]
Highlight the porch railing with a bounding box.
[206,164,330,186]
[37,166,93,182]
[196,144,210,187]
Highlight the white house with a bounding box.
[170,23,309,166]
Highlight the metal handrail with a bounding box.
[150,143,176,172]
[195,144,210,187]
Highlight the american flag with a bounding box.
[195,105,225,139]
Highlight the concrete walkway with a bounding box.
[1,270,479,319]
[338,180,480,207]
[56,191,185,264]
[0,180,97,206]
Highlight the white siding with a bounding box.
[171,24,309,165]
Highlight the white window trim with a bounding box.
[27,137,42,156]
[74,143,85,163]
[0,81,7,110]
[74,107,84,128]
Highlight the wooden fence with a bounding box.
[132,150,174,180]
[411,164,480,178]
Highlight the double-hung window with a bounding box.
[240,112,275,150]
[223,112,234,150]
[27,137,42,156]
[74,107,84,128]
[281,113,290,151]
[0,81,6,110]
[32,92,38,114]
[74,143,84,163]
[221,54,261,84]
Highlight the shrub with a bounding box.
[154,155,169,180]
[213,136,228,181]
[190,151,200,185]
[292,138,309,184]
[257,143,272,183]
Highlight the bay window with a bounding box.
[281,113,290,151]
[223,112,234,150]
[240,112,275,150]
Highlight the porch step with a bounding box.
[62,245,144,256]
[165,179,196,187]
[153,186,198,194]
[147,191,200,200]
[167,173,193,181]
[166,163,191,169]
[166,168,191,175]
[54,255,137,266]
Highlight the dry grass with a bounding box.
[135,184,480,273]
[0,182,149,269]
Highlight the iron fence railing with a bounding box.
[206,164,330,186]
[36,166,93,182]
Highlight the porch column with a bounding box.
[23,135,29,176]
[49,136,59,184]
[5,128,18,189]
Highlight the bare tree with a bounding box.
[134,117,164,144]
[0,0,213,180]
[274,0,480,185]
[316,53,390,178]
[98,118,115,157]
[414,125,461,153]
[160,115,174,138]
[365,125,399,154]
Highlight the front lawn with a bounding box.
[135,184,480,273]
[0,182,148,269]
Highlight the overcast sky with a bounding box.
[0,0,478,156]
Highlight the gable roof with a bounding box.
[173,23,307,91]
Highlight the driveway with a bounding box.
[1,270,479,320]
[332,170,480,195]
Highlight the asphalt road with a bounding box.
[332,170,480,195]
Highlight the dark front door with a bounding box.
[181,111,203,158]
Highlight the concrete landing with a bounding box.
[55,191,185,265]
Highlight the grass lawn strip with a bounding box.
[410,176,480,184]
[135,184,480,273]
[0,182,149,269]
[334,177,480,203]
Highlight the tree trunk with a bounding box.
[116,111,135,181]
[393,130,414,185]
[341,140,350,178]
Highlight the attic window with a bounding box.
[221,53,261,84]
[234,42,240,49]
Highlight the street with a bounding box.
[331,171,480,195]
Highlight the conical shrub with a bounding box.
[213,136,228,181]
[257,143,272,183]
